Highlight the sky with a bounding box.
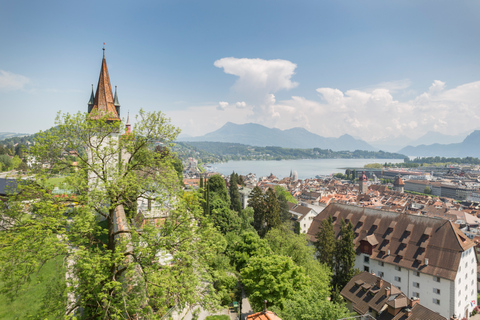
[1,0,480,143]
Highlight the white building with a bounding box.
[308,203,477,319]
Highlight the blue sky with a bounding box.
[1,0,480,142]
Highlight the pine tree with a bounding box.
[229,171,242,213]
[248,186,266,236]
[333,219,356,289]
[315,215,335,269]
[264,187,281,233]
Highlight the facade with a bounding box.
[307,203,477,319]
[288,203,318,234]
[359,171,368,194]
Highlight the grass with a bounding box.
[46,176,67,188]
[205,316,230,320]
[0,255,66,319]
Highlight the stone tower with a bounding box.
[359,171,368,194]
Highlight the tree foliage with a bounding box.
[241,254,308,311]
[229,171,242,213]
[333,219,356,290]
[315,215,335,269]
[0,110,223,319]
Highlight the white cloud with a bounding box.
[173,58,480,141]
[0,70,29,91]
[217,101,229,111]
[214,57,298,127]
[235,101,246,108]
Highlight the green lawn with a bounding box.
[46,176,67,188]
[0,255,66,319]
[205,316,230,320]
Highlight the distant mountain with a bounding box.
[399,130,480,157]
[369,135,413,153]
[409,131,467,147]
[179,122,377,151]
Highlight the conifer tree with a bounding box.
[333,219,356,289]
[264,187,281,233]
[248,186,266,236]
[315,215,335,269]
[229,171,242,213]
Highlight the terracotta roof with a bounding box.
[88,52,120,121]
[308,203,475,280]
[343,272,446,320]
[246,311,282,320]
[394,176,405,186]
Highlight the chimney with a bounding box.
[385,287,391,297]
[405,308,412,317]
[377,277,384,288]
[425,258,429,266]
[409,297,420,308]
[264,300,267,313]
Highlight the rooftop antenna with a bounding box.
[103,42,105,58]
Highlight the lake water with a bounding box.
[209,158,404,180]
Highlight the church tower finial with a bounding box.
[114,85,121,117]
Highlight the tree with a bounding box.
[315,215,335,270]
[424,186,432,194]
[274,185,297,204]
[333,219,356,289]
[229,171,242,213]
[241,254,308,311]
[0,110,222,318]
[207,174,229,205]
[264,188,281,233]
[226,230,271,272]
[248,186,266,236]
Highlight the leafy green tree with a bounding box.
[241,254,308,311]
[0,154,12,170]
[333,219,356,290]
[208,174,230,205]
[226,230,270,272]
[424,186,432,194]
[229,171,242,213]
[0,111,223,318]
[271,287,350,320]
[209,198,241,235]
[239,207,255,231]
[172,157,184,185]
[315,215,335,270]
[274,185,297,204]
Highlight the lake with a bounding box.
[208,158,404,180]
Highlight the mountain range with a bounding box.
[179,122,377,152]
[398,130,480,158]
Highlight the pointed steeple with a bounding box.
[125,112,131,134]
[114,85,121,118]
[87,84,94,113]
[88,49,120,121]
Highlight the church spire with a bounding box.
[87,49,120,121]
[87,84,94,113]
[114,85,121,118]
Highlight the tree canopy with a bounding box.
[0,110,223,319]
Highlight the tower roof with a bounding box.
[88,50,120,121]
[359,171,368,182]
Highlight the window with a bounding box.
[458,301,461,307]
[364,256,370,263]
[364,266,370,272]
[413,282,420,288]
[433,288,440,294]
[465,273,468,279]
[395,266,402,271]
[433,276,440,283]
[413,292,420,298]
[413,271,420,276]
[378,261,384,267]
[433,299,440,305]
[459,278,461,284]
[379,271,384,277]
[394,276,401,282]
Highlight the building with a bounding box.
[288,203,318,234]
[341,272,446,320]
[359,171,368,194]
[393,176,405,193]
[307,203,477,319]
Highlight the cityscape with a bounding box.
[1,1,480,320]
